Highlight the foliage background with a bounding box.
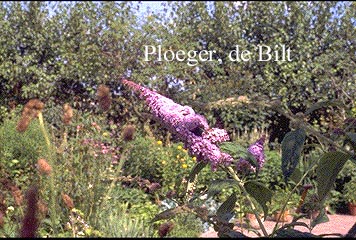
[0,1,355,237]
[0,1,354,139]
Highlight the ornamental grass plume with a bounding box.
[62,103,73,125]
[19,186,39,238]
[37,158,52,176]
[97,84,112,111]
[16,99,44,132]
[121,79,232,170]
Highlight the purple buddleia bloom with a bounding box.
[236,135,266,174]
[202,128,230,144]
[247,135,266,169]
[236,158,256,174]
[122,79,232,170]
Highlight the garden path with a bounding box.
[200,214,356,237]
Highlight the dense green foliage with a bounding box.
[0,1,356,238]
[1,2,355,137]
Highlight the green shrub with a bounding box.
[258,150,284,189]
[124,134,227,198]
[0,116,46,184]
[97,202,155,238]
[123,136,166,182]
[166,212,204,238]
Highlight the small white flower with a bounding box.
[7,206,14,212]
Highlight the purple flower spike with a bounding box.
[122,79,232,170]
[236,135,266,174]
[247,135,266,169]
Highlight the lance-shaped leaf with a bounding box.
[188,161,207,183]
[184,161,207,196]
[316,151,349,202]
[311,207,329,228]
[219,142,247,159]
[281,128,306,182]
[275,229,319,238]
[151,206,186,222]
[216,192,237,222]
[245,180,273,220]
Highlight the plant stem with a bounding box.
[270,163,316,237]
[225,166,269,237]
[38,113,57,235]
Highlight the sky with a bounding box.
[134,1,165,16]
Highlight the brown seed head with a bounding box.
[16,99,45,132]
[61,193,74,209]
[26,99,44,111]
[97,84,112,111]
[16,116,31,132]
[37,158,52,176]
[24,99,44,118]
[10,186,23,206]
[97,84,110,98]
[37,199,48,217]
[122,125,136,142]
[62,103,74,125]
[158,221,174,238]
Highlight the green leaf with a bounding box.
[246,152,258,168]
[207,179,235,199]
[311,208,329,228]
[275,229,319,238]
[188,161,207,183]
[245,180,273,220]
[316,151,349,202]
[281,128,306,182]
[219,142,246,159]
[278,221,310,231]
[216,192,237,222]
[289,167,302,184]
[151,206,185,222]
[185,161,207,195]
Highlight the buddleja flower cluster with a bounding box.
[122,79,233,170]
[236,135,266,174]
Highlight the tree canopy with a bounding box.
[0,1,355,138]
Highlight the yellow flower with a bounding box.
[183,149,187,153]
[180,158,185,162]
[157,140,163,145]
[176,155,180,159]
[177,145,182,150]
[102,132,110,137]
[182,164,188,169]
[192,157,197,161]
[161,160,166,165]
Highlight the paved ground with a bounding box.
[200,214,356,238]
